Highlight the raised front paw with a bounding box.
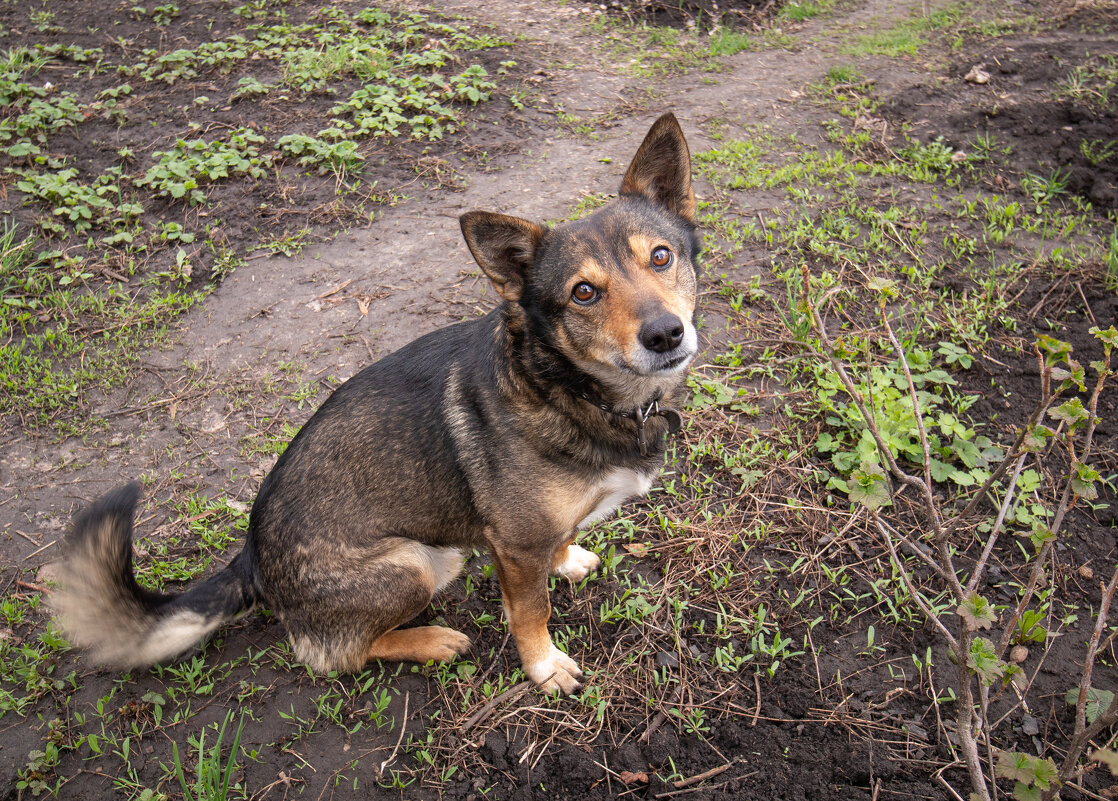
[552,544,601,583]
[524,645,584,695]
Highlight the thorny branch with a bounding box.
[803,272,1117,801]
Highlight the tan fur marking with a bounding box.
[626,234,657,266]
[382,541,437,590]
[534,468,652,536]
[679,192,697,221]
[377,541,464,594]
[606,236,695,366]
[537,479,599,535]
[510,609,553,668]
[624,235,695,314]
[574,258,610,291]
[599,277,643,363]
[366,626,470,663]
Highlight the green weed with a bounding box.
[170,710,247,801]
[277,135,364,176]
[135,129,271,204]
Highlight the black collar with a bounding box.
[522,336,684,456]
[572,387,684,456]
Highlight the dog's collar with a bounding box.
[573,389,684,456]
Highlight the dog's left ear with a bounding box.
[460,211,545,302]
[620,113,696,224]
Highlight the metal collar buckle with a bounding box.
[635,399,684,457]
[575,389,683,456]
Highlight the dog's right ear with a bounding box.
[620,113,696,224]
[460,211,545,302]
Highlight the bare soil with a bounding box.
[583,0,776,29]
[1,0,1116,800]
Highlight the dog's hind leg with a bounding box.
[284,539,469,672]
[365,626,470,663]
[365,542,470,664]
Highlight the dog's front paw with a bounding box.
[552,544,601,583]
[525,645,584,695]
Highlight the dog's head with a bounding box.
[460,113,700,404]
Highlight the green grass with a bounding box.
[587,14,764,78]
[0,223,204,434]
[845,4,964,57]
[778,0,835,23]
[0,4,515,434]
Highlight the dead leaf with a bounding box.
[619,771,649,785]
[356,296,369,316]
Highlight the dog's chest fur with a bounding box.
[573,467,655,530]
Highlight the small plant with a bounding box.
[1079,138,1116,166]
[804,270,1118,801]
[151,3,180,25]
[16,742,62,796]
[157,221,195,244]
[170,710,247,801]
[136,129,271,204]
[1021,169,1067,212]
[780,0,833,23]
[995,751,1058,801]
[1059,54,1117,108]
[812,342,998,499]
[230,76,271,101]
[277,134,364,176]
[29,8,60,33]
[1105,227,1118,291]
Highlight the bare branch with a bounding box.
[880,303,939,529]
[874,513,958,648]
[965,452,1027,596]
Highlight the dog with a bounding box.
[52,113,701,694]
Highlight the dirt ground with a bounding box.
[2,0,1117,799]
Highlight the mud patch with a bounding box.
[882,26,1118,210]
[585,0,779,29]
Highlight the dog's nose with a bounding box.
[639,313,685,353]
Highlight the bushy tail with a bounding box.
[51,482,258,669]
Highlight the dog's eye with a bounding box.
[651,246,673,270]
[571,282,599,304]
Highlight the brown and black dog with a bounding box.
[52,113,701,694]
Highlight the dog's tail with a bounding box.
[51,482,259,669]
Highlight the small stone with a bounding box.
[904,722,929,741]
[1078,565,1094,580]
[1022,715,1039,736]
[1010,645,1029,664]
[965,64,991,84]
[654,651,678,669]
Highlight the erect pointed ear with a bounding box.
[619,112,696,224]
[460,211,545,302]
